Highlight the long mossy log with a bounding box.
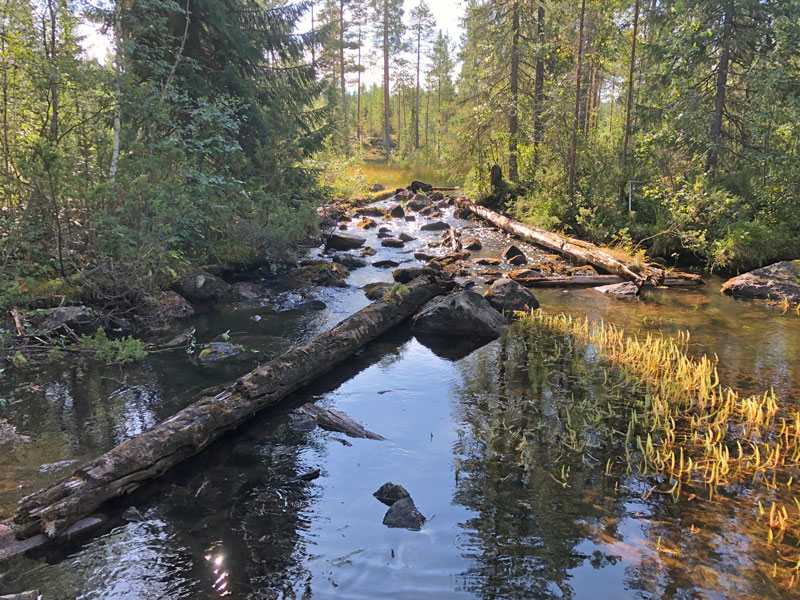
[12,275,454,541]
[456,199,664,286]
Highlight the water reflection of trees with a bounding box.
[452,331,629,599]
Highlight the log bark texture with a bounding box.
[12,275,454,541]
[508,273,703,289]
[456,199,665,286]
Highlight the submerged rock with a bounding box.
[325,232,366,251]
[721,260,800,304]
[373,482,410,506]
[595,281,639,297]
[484,278,540,314]
[198,341,242,362]
[382,497,426,531]
[411,290,506,337]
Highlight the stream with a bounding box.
[1,196,799,599]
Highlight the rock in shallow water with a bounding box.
[411,290,506,337]
[484,278,540,314]
[373,482,411,506]
[198,341,242,362]
[594,281,639,297]
[382,497,426,530]
[721,260,800,304]
[325,232,366,251]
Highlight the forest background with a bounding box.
[2,0,799,313]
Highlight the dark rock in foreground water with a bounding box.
[333,254,368,269]
[373,482,411,506]
[381,238,405,248]
[382,497,426,530]
[198,341,242,362]
[721,260,800,304]
[411,290,506,337]
[502,244,525,261]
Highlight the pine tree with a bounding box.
[371,0,404,157]
[409,0,435,150]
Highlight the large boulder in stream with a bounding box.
[373,482,411,506]
[484,278,540,314]
[721,260,800,304]
[406,194,432,212]
[325,232,366,251]
[411,290,506,337]
[140,291,195,323]
[172,272,231,303]
[333,254,367,269]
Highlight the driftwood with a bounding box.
[10,275,454,542]
[456,199,665,286]
[295,404,385,440]
[508,273,704,288]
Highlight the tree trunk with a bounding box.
[11,275,455,540]
[382,0,391,158]
[533,4,545,170]
[415,28,421,149]
[567,0,586,200]
[621,0,640,173]
[339,0,347,149]
[357,24,362,147]
[706,3,732,173]
[47,0,58,143]
[455,198,665,286]
[109,0,123,188]
[508,0,520,182]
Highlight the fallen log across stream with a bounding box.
[456,199,701,288]
[508,272,705,289]
[8,274,455,544]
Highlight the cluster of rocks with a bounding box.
[373,482,426,531]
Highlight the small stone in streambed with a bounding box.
[381,238,405,248]
[388,205,405,218]
[295,300,327,311]
[398,232,416,242]
[362,282,390,300]
[290,412,317,432]
[405,215,416,222]
[360,247,377,256]
[474,257,501,266]
[356,218,378,229]
[502,244,525,261]
[508,254,527,266]
[414,252,436,261]
[463,238,482,250]
[420,221,451,231]
[378,226,391,233]
[382,497,426,531]
[373,482,411,506]
[377,231,393,239]
[373,260,400,268]
[333,254,367,269]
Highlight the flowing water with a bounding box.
[1,199,799,599]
